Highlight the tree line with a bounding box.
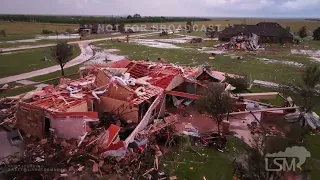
[0,14,210,24]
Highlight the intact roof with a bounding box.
[220,22,293,38]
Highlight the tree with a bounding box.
[42,29,53,34]
[127,15,132,19]
[313,27,320,40]
[206,26,218,38]
[118,23,125,33]
[186,21,193,33]
[51,41,74,76]
[0,29,6,37]
[285,26,291,32]
[298,26,307,39]
[133,14,141,18]
[299,65,320,113]
[278,31,287,45]
[197,84,233,133]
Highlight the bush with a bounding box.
[298,26,307,39]
[66,28,73,34]
[225,75,250,93]
[42,29,53,34]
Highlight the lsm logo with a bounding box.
[265,146,311,172]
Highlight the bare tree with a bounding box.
[197,84,233,134]
[186,21,193,33]
[51,41,74,76]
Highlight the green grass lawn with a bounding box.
[0,65,81,98]
[304,134,320,180]
[29,65,80,83]
[0,44,81,78]
[209,53,311,85]
[0,82,36,98]
[250,85,320,115]
[136,34,182,39]
[0,34,36,41]
[0,22,78,35]
[177,31,208,37]
[95,40,315,86]
[175,40,222,48]
[163,136,247,180]
[94,40,212,65]
[0,39,56,48]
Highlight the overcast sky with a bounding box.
[1,0,320,18]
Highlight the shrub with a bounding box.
[225,75,250,93]
[42,29,53,34]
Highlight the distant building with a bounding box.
[79,24,114,34]
[219,22,293,43]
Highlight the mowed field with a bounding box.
[0,21,78,35]
[0,18,319,37]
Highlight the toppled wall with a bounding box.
[100,96,139,122]
[166,75,185,91]
[16,103,44,138]
[106,85,134,101]
[95,70,110,88]
[125,93,164,146]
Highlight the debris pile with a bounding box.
[190,38,203,43]
[0,97,19,128]
[218,33,260,51]
[0,132,168,179]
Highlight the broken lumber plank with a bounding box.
[165,91,200,100]
[244,99,280,108]
[236,92,278,100]
[226,107,299,116]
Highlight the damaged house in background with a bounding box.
[218,32,260,51]
[219,22,293,44]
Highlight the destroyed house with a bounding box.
[15,59,227,151]
[16,75,100,139]
[219,22,293,43]
[87,59,227,145]
[89,59,225,121]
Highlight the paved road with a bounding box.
[1,32,159,53]
[0,32,160,85]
